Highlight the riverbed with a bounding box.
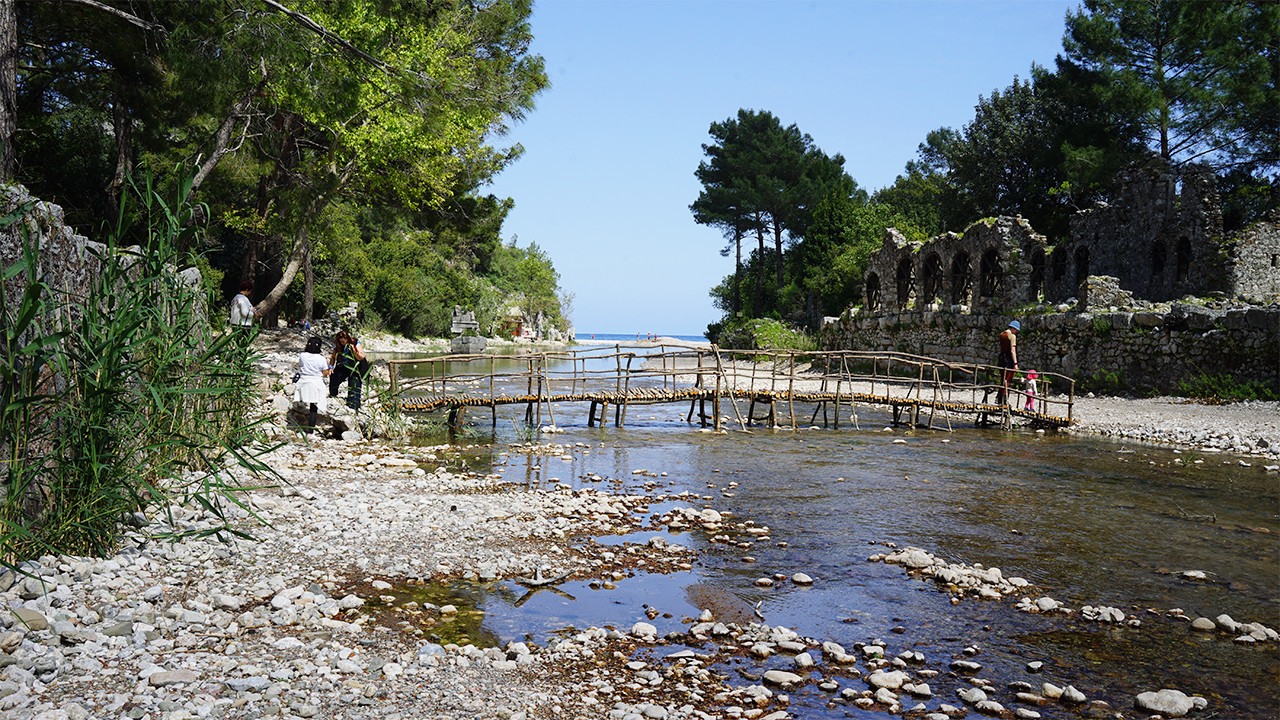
[419,404,1279,718]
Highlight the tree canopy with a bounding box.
[3,0,565,337]
[691,109,858,329]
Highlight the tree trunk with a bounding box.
[107,79,133,211]
[772,216,784,291]
[732,226,742,316]
[0,0,15,183]
[752,219,765,318]
[190,75,268,195]
[302,247,314,323]
[254,224,308,320]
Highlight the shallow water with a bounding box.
[404,391,1279,716]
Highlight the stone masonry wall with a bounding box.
[0,184,97,322]
[820,304,1279,395]
[1226,210,1280,303]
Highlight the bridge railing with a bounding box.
[384,344,1074,427]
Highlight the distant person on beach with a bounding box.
[998,320,1019,405]
[329,330,369,410]
[295,336,331,429]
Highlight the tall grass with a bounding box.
[0,176,270,561]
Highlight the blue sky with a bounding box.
[485,0,1079,337]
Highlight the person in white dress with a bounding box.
[294,336,331,429]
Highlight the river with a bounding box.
[387,351,1280,717]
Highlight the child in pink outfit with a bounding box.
[1024,370,1040,412]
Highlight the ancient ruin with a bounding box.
[860,166,1279,313]
[829,167,1279,393]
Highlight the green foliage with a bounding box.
[1061,0,1278,172]
[1077,369,1125,395]
[714,318,816,352]
[1176,374,1278,403]
[1090,315,1113,336]
[792,200,925,319]
[12,0,551,328]
[0,177,269,561]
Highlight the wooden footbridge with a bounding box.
[386,344,1074,432]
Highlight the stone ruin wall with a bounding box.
[821,304,1279,395]
[861,217,1052,314]
[825,167,1280,394]
[1069,166,1231,303]
[1226,210,1280,303]
[0,185,98,322]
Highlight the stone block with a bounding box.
[1106,313,1133,330]
[1246,307,1279,332]
[1222,309,1250,329]
[1133,312,1164,328]
[1184,308,1220,332]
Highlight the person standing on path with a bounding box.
[294,336,331,430]
[328,331,368,410]
[998,320,1020,405]
[229,279,257,350]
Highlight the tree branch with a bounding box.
[58,0,164,32]
[190,72,270,194]
[259,0,430,86]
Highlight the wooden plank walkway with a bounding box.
[386,345,1074,432]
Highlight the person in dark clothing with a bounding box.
[328,330,369,410]
[997,320,1020,405]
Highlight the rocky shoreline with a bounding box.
[1,331,1275,719]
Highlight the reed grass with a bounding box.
[0,175,271,561]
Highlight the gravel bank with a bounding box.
[1070,395,1280,460]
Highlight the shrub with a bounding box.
[716,318,816,351]
[1176,373,1278,403]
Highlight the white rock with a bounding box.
[958,687,988,704]
[1135,688,1198,717]
[630,622,657,638]
[868,670,909,690]
[763,669,805,687]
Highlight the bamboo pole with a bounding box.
[713,346,748,431]
[787,351,797,430]
[620,354,633,427]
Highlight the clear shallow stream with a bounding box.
[392,353,1279,717]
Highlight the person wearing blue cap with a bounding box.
[998,320,1020,405]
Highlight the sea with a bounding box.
[578,331,707,344]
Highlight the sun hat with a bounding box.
[1008,320,1021,331]
[1027,369,1038,379]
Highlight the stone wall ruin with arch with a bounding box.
[858,165,1278,317]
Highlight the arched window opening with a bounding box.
[950,252,971,305]
[1074,246,1090,289]
[896,257,915,307]
[865,273,881,311]
[921,253,943,305]
[1175,237,1191,281]
[978,248,1001,298]
[1051,248,1067,283]
[1028,248,1046,301]
[1151,240,1167,277]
